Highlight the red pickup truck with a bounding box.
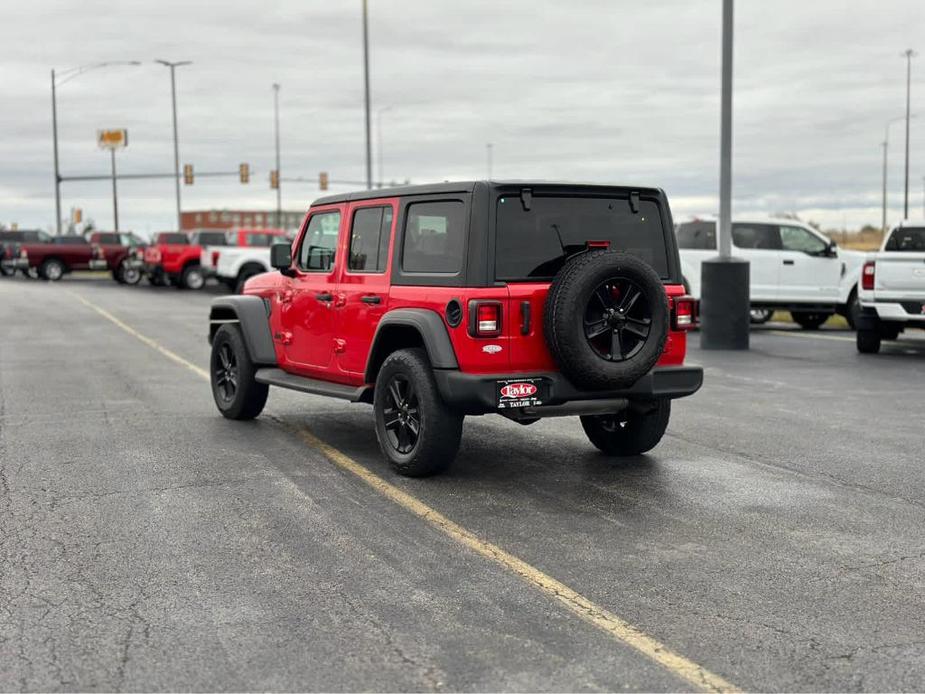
[87,231,147,284]
[10,235,107,281]
[143,230,229,289]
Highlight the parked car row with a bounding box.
[0,227,289,290]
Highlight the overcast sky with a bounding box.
[2,0,923,235]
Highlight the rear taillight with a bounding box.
[469,300,502,337]
[672,296,698,330]
[862,260,875,290]
[212,250,220,266]
[19,248,28,259]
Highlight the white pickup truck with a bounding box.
[677,217,865,329]
[855,221,925,353]
[200,228,289,293]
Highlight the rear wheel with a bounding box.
[749,308,773,324]
[180,264,205,290]
[791,311,831,330]
[120,260,141,285]
[210,324,268,420]
[580,399,671,456]
[856,328,881,354]
[39,258,65,281]
[373,348,463,477]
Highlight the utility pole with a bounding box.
[362,0,372,190]
[51,69,61,235]
[156,60,192,230]
[110,149,119,231]
[902,49,916,219]
[701,0,749,350]
[273,83,282,228]
[883,114,915,232]
[486,143,493,179]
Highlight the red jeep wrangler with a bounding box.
[208,182,701,476]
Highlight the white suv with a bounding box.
[677,218,864,329]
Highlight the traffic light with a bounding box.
[183,164,193,185]
[319,171,329,191]
[239,163,250,184]
[270,170,279,189]
[72,208,82,224]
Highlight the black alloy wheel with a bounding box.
[583,278,653,362]
[213,342,238,404]
[381,374,420,455]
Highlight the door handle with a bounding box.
[783,259,795,265]
[361,294,382,305]
[315,292,333,302]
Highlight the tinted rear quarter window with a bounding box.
[495,195,669,280]
[193,232,229,246]
[732,224,780,250]
[885,227,925,251]
[158,233,189,244]
[402,200,466,274]
[676,222,716,250]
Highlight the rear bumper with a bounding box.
[857,302,925,327]
[433,365,703,416]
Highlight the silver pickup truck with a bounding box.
[856,222,925,353]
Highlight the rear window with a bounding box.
[495,195,669,280]
[157,233,189,244]
[0,231,22,241]
[402,200,466,274]
[676,221,716,250]
[244,233,275,247]
[885,227,925,251]
[193,231,228,246]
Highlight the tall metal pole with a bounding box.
[376,106,391,188]
[362,0,372,190]
[110,149,119,231]
[51,69,62,235]
[273,83,281,227]
[902,49,916,219]
[881,139,888,233]
[169,66,182,230]
[718,0,734,259]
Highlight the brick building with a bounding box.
[180,209,304,232]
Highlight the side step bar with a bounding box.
[255,368,372,403]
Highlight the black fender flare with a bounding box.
[208,295,277,365]
[364,308,458,383]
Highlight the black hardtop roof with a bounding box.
[310,181,665,207]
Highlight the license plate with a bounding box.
[497,378,545,409]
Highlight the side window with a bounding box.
[732,223,780,250]
[780,225,828,255]
[676,222,716,250]
[348,206,393,273]
[298,211,341,271]
[402,200,466,274]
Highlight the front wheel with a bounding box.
[580,399,671,456]
[120,261,141,285]
[180,264,205,290]
[373,348,463,477]
[210,324,268,419]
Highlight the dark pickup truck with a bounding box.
[10,235,108,281]
[88,231,147,284]
[1,230,52,276]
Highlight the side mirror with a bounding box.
[270,243,295,276]
[826,240,838,257]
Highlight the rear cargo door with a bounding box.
[875,253,925,297]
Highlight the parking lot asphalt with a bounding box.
[2,275,924,692]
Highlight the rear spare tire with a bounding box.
[544,250,669,390]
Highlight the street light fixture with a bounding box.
[155,59,192,231]
[51,61,141,234]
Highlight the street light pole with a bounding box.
[156,60,192,231]
[902,49,916,219]
[273,83,281,227]
[51,69,61,235]
[362,0,372,190]
[50,61,139,235]
[376,106,391,188]
[701,0,749,350]
[883,114,915,232]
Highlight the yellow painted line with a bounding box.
[71,290,740,693]
[767,329,854,343]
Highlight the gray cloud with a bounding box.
[1,0,923,235]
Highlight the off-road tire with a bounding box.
[180,264,205,290]
[544,250,669,390]
[856,328,881,354]
[580,399,671,456]
[39,258,65,281]
[791,311,831,330]
[210,324,269,420]
[373,348,463,477]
